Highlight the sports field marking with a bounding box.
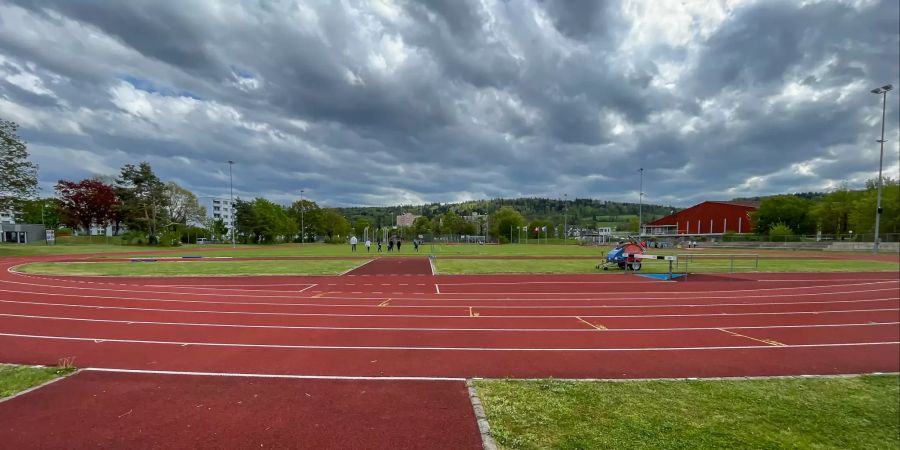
[576,317,607,330]
[0,313,896,332]
[377,299,391,307]
[339,259,375,276]
[1,332,896,351]
[298,284,317,293]
[0,288,896,311]
[0,298,896,319]
[718,328,787,346]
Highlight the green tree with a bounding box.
[115,162,170,244]
[752,195,815,235]
[430,216,443,235]
[165,182,206,225]
[412,216,432,236]
[288,198,323,243]
[769,222,794,239]
[0,119,38,211]
[849,179,900,236]
[810,185,860,234]
[489,206,525,242]
[353,218,370,238]
[320,209,351,240]
[18,198,61,228]
[209,218,228,241]
[441,211,466,235]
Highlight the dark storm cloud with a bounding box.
[0,0,897,208]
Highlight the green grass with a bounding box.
[476,375,900,450]
[435,258,900,274]
[15,259,368,277]
[0,364,76,399]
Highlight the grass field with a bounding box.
[434,258,900,274]
[0,364,76,399]
[476,375,900,450]
[15,259,367,277]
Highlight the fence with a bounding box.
[675,253,760,274]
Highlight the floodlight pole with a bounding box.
[870,84,893,254]
[563,193,567,245]
[638,168,644,238]
[300,189,305,245]
[228,160,235,248]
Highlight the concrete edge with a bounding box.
[469,371,899,383]
[466,379,498,450]
[0,367,81,405]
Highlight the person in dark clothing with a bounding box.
[377,239,383,252]
[413,239,420,252]
[396,237,402,252]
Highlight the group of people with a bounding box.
[348,236,422,253]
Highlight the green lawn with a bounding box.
[476,375,900,450]
[0,364,76,399]
[435,258,900,274]
[15,259,367,277]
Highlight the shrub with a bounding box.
[769,223,794,239]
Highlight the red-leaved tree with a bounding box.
[55,179,120,233]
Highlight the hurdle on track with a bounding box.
[626,253,679,280]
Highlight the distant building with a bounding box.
[1,209,17,224]
[201,197,236,236]
[396,212,420,227]
[462,212,487,223]
[643,201,759,236]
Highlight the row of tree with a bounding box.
[752,179,900,237]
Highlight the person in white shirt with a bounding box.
[350,236,358,252]
[365,239,372,252]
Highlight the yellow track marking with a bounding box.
[377,299,391,307]
[576,317,607,330]
[718,328,786,346]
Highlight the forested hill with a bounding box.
[336,197,677,229]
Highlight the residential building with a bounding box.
[643,201,759,236]
[395,212,420,227]
[201,197,236,237]
[0,209,17,224]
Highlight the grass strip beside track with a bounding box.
[435,258,900,274]
[0,364,76,399]
[476,375,900,450]
[15,259,366,277]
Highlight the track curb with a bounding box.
[466,379,498,450]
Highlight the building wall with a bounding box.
[647,201,756,235]
[396,213,420,227]
[201,197,236,233]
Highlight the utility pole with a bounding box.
[300,189,305,245]
[228,160,235,248]
[870,84,893,254]
[563,193,567,245]
[638,168,644,238]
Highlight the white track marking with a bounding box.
[434,283,441,294]
[0,284,897,307]
[0,288,896,310]
[83,367,464,381]
[0,313,895,332]
[0,332,897,351]
[339,259,376,276]
[0,298,895,319]
[297,284,317,293]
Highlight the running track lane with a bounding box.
[0,258,897,378]
[0,370,481,450]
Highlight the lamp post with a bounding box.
[300,189,305,245]
[870,84,893,254]
[638,168,644,237]
[563,193,567,245]
[228,160,235,248]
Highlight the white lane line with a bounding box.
[429,258,437,276]
[83,367,465,381]
[435,279,899,288]
[0,278,895,300]
[0,289,896,310]
[1,313,895,332]
[0,299,896,319]
[0,286,896,308]
[298,284,317,293]
[340,259,376,276]
[0,332,897,351]
[435,284,441,294]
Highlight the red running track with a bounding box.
[0,256,897,378]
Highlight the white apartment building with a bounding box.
[201,197,236,236]
[0,209,16,224]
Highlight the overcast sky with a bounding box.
[1,0,898,207]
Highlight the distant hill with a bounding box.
[335,197,678,229]
[731,192,827,203]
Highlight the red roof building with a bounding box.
[643,201,759,236]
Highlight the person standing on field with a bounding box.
[365,239,371,252]
[350,235,358,252]
[396,237,402,252]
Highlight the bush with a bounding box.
[159,231,182,247]
[769,223,794,239]
[119,230,145,245]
